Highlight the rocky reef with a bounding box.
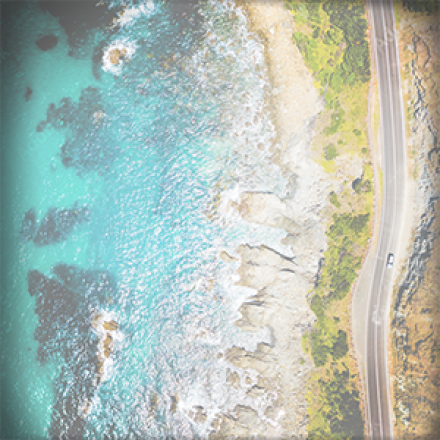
[37,87,118,175]
[38,0,117,53]
[391,5,440,438]
[35,34,57,51]
[33,202,90,247]
[28,265,118,438]
[19,207,36,243]
[51,263,117,302]
[24,86,33,102]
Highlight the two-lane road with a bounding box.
[365,0,407,438]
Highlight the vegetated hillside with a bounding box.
[285,0,372,438]
[391,1,440,437]
[401,0,440,15]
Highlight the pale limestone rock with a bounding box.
[220,250,237,263]
[238,192,299,233]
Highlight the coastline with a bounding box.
[212,0,330,436]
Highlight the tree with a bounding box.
[332,330,349,360]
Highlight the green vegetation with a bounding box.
[330,191,340,208]
[402,0,440,15]
[308,364,365,439]
[353,176,372,194]
[285,1,372,438]
[288,0,370,95]
[324,143,338,160]
[325,106,346,135]
[304,211,369,437]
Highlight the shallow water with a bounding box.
[1,0,287,437]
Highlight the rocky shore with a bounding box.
[210,0,332,437]
[391,6,440,438]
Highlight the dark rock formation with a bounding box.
[33,202,90,247]
[24,86,33,102]
[38,0,118,51]
[92,40,107,80]
[51,263,116,302]
[27,265,117,439]
[37,87,118,175]
[167,0,204,43]
[35,34,58,51]
[19,207,36,242]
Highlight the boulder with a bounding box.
[20,207,36,242]
[238,192,299,234]
[33,203,90,247]
[36,35,58,51]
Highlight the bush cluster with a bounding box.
[402,0,440,15]
[289,0,370,88]
[310,366,364,438]
[330,191,341,207]
[305,211,370,436]
[323,0,370,84]
[324,143,338,160]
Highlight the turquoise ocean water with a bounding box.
[1,0,286,437]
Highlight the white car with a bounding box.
[386,253,394,268]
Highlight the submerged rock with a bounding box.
[19,207,36,242]
[33,203,90,247]
[24,86,33,102]
[38,1,118,50]
[51,263,117,302]
[35,34,58,51]
[37,87,118,175]
[91,40,107,80]
[27,269,80,324]
[27,264,117,439]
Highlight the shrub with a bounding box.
[332,330,349,360]
[286,1,300,13]
[322,0,370,84]
[363,179,372,193]
[330,192,341,207]
[310,330,330,367]
[312,26,320,38]
[328,212,370,241]
[352,177,363,193]
[324,144,338,160]
[311,294,326,320]
[402,0,440,15]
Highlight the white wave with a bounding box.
[114,0,157,27]
[102,39,137,76]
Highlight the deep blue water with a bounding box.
[1,0,282,437]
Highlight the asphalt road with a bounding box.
[365,0,407,438]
